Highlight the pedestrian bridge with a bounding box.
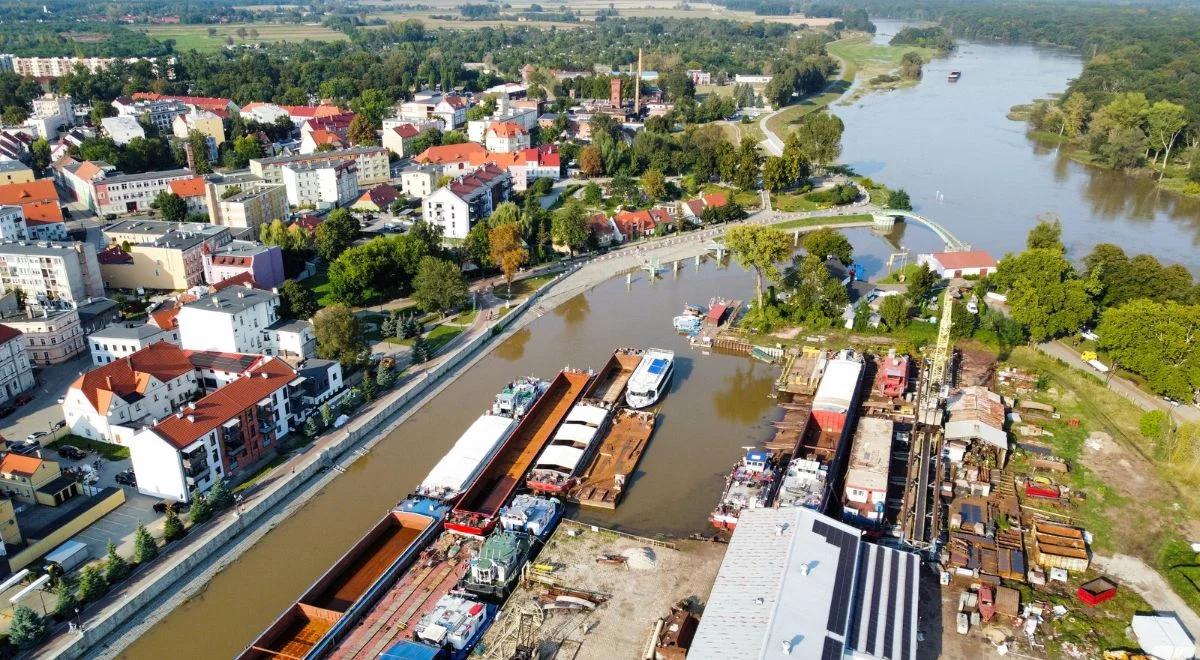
[874,209,970,251]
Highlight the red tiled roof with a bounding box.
[488,121,525,138]
[612,208,672,235]
[0,179,62,223]
[685,199,706,217]
[290,214,322,232]
[283,104,343,119]
[390,123,422,139]
[0,324,20,345]
[439,95,467,109]
[70,342,194,413]
[74,160,105,181]
[97,245,134,265]
[148,302,181,330]
[211,272,257,291]
[308,129,344,147]
[168,176,206,198]
[357,184,401,208]
[587,213,613,237]
[416,142,487,165]
[0,453,42,477]
[133,92,233,115]
[151,358,295,449]
[702,192,728,208]
[930,250,997,270]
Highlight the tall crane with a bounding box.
[918,289,955,425]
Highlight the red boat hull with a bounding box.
[445,516,496,538]
[710,516,738,531]
[526,479,572,495]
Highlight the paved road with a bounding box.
[1037,340,1200,424]
[0,353,91,442]
[1093,553,1200,647]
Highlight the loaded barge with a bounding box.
[526,399,613,494]
[446,369,592,537]
[569,409,656,509]
[238,499,447,660]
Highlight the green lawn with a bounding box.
[48,435,130,461]
[498,273,556,300]
[451,308,478,326]
[425,324,464,353]
[773,214,874,231]
[701,184,760,209]
[141,23,347,53]
[301,268,336,307]
[771,193,821,212]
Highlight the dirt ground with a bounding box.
[477,520,727,659]
[957,344,997,388]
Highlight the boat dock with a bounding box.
[584,348,643,405]
[328,533,479,659]
[569,409,657,509]
[689,298,743,348]
[448,369,592,536]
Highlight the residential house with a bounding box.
[2,308,86,365]
[483,122,529,153]
[382,123,425,158]
[127,357,298,501]
[687,69,712,86]
[91,168,193,216]
[100,219,232,290]
[4,55,122,78]
[352,185,402,213]
[76,296,120,336]
[400,164,440,199]
[59,160,113,209]
[22,94,74,139]
[0,324,34,404]
[0,206,26,242]
[415,142,489,176]
[250,146,389,186]
[0,240,104,306]
[681,192,729,222]
[100,116,145,146]
[415,143,559,191]
[237,102,290,125]
[111,96,187,132]
[0,179,64,238]
[433,94,469,129]
[0,454,77,506]
[612,207,673,240]
[130,93,239,119]
[299,129,345,154]
[202,240,285,290]
[281,104,345,127]
[176,284,281,355]
[87,321,179,366]
[918,250,998,279]
[282,159,358,210]
[167,176,209,215]
[587,212,620,247]
[0,130,31,162]
[421,164,512,239]
[264,318,315,360]
[0,161,33,185]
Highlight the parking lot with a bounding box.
[48,447,164,558]
[0,353,90,445]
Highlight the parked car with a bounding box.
[25,431,46,442]
[0,406,15,419]
[52,420,66,431]
[152,501,188,514]
[57,445,86,460]
[14,393,32,406]
[115,469,136,487]
[6,441,38,455]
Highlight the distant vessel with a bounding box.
[527,400,612,494]
[462,529,534,600]
[415,377,548,502]
[710,449,781,530]
[948,70,962,82]
[673,303,704,335]
[626,348,674,409]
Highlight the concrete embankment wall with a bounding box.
[51,276,557,660]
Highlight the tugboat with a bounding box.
[710,449,781,530]
[462,529,533,600]
[412,593,497,659]
[491,376,548,418]
[499,494,563,540]
[626,348,674,409]
[776,456,828,509]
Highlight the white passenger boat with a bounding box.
[625,348,674,409]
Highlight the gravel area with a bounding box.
[479,520,726,660]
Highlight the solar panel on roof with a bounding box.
[648,358,668,375]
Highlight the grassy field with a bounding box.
[48,435,130,461]
[771,192,821,212]
[301,268,336,308]
[701,184,760,209]
[773,213,873,230]
[141,23,347,52]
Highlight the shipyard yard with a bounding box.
[477,520,726,659]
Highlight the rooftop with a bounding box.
[183,284,278,316]
[928,250,997,270]
[0,453,42,477]
[188,350,262,374]
[254,145,385,167]
[98,168,190,185]
[846,417,893,491]
[151,358,295,449]
[70,341,194,413]
[689,507,919,660]
[90,322,170,342]
[0,161,31,174]
[0,240,88,257]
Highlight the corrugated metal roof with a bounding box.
[814,354,863,413]
[418,415,515,498]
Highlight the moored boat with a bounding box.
[776,456,828,509]
[462,529,534,600]
[710,449,780,530]
[499,494,563,540]
[626,348,674,409]
[526,400,613,494]
[569,409,657,509]
[491,376,547,418]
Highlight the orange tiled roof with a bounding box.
[70,342,193,413]
[74,160,105,181]
[0,453,42,477]
[415,142,487,165]
[487,121,525,138]
[168,176,206,198]
[0,179,62,224]
[151,358,295,449]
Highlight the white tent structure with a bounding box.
[1132,614,1196,660]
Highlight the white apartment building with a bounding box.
[205,184,287,235]
[400,164,440,199]
[88,322,179,366]
[177,284,281,355]
[111,97,188,133]
[62,341,198,445]
[421,164,511,239]
[249,146,390,187]
[100,116,146,146]
[91,168,193,216]
[282,160,358,210]
[2,308,87,366]
[1,55,123,78]
[0,324,33,405]
[0,241,104,306]
[0,206,27,242]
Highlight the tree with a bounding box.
[152,191,188,222]
[732,137,761,190]
[189,492,213,525]
[794,113,843,171]
[641,168,667,200]
[315,208,360,262]
[1060,92,1090,137]
[76,564,108,603]
[105,541,131,583]
[361,371,378,401]
[133,523,158,564]
[314,305,366,365]
[52,577,78,618]
[230,134,264,167]
[348,113,378,146]
[162,507,184,542]
[187,130,213,174]
[320,403,335,428]
[782,253,849,327]
[209,479,234,510]
[725,225,793,309]
[762,156,790,192]
[905,264,939,303]
[551,199,589,256]
[802,228,853,265]
[8,606,46,650]
[489,222,528,297]
[880,294,911,330]
[887,188,912,211]
[2,105,28,126]
[579,145,603,177]
[1098,299,1200,401]
[583,181,602,205]
[1146,100,1187,177]
[465,221,493,268]
[781,132,811,183]
[1140,410,1172,449]
[996,248,1094,342]
[377,365,397,389]
[304,415,324,437]
[30,137,50,174]
[412,256,468,316]
[1026,218,1063,251]
[279,280,318,319]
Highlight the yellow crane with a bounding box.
[918,289,955,426]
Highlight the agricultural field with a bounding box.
[140,23,347,52]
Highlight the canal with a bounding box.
[837,20,1200,271]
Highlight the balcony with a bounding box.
[182,455,208,479]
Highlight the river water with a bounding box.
[124,22,1200,659]
[836,20,1200,270]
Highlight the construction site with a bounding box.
[474,520,725,660]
